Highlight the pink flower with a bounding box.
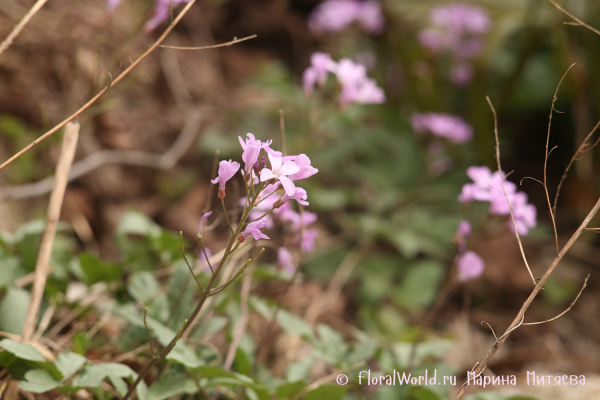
[456,251,484,281]
[277,247,295,273]
[239,133,272,176]
[301,228,319,252]
[456,220,471,239]
[411,113,473,143]
[356,1,385,34]
[198,211,212,237]
[277,187,309,207]
[238,220,270,243]
[339,78,386,105]
[280,210,318,231]
[145,0,189,32]
[260,149,300,196]
[308,0,361,33]
[303,53,337,96]
[288,154,319,181]
[451,63,474,85]
[334,58,368,86]
[430,4,490,35]
[211,160,240,199]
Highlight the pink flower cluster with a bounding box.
[308,0,384,35]
[453,220,484,281]
[458,166,537,235]
[106,0,189,32]
[419,4,491,85]
[411,112,473,143]
[303,53,385,105]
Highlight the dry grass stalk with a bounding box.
[21,122,80,342]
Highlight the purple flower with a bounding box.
[356,1,385,34]
[288,154,319,181]
[308,0,361,33]
[198,211,212,237]
[430,4,490,35]
[238,220,270,243]
[334,58,368,86]
[456,251,484,281]
[512,198,537,236]
[145,0,189,32]
[301,228,319,252]
[450,63,474,85]
[303,53,336,96]
[277,247,296,273]
[275,187,309,207]
[239,133,272,176]
[339,78,386,105]
[211,160,240,199]
[259,149,300,196]
[280,209,318,231]
[411,113,473,143]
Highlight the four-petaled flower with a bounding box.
[211,160,240,199]
[259,149,300,196]
[239,133,272,176]
[238,220,270,243]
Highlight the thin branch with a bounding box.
[547,0,600,36]
[0,1,249,172]
[180,232,205,292]
[523,274,589,326]
[279,109,287,157]
[0,0,48,57]
[0,112,202,201]
[487,96,536,285]
[21,122,80,342]
[455,196,600,399]
[553,118,600,215]
[158,34,257,50]
[544,64,574,255]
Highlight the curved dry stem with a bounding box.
[553,118,600,215]
[547,0,600,36]
[544,64,574,255]
[523,274,589,326]
[159,34,257,50]
[486,96,536,285]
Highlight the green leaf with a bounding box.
[277,310,314,340]
[0,339,45,362]
[146,372,197,400]
[78,253,121,285]
[116,211,161,238]
[314,324,348,365]
[55,351,86,380]
[0,288,30,335]
[0,255,24,289]
[72,363,135,388]
[286,355,315,382]
[394,261,444,310]
[276,380,307,399]
[19,369,61,393]
[128,272,161,304]
[410,386,441,400]
[166,341,204,368]
[305,384,347,400]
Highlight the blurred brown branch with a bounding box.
[0,0,47,57]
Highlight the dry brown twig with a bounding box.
[454,99,597,399]
[0,0,255,172]
[0,0,48,57]
[159,34,257,50]
[21,122,80,343]
[547,0,600,36]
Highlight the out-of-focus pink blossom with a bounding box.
[277,247,296,273]
[430,4,490,35]
[334,58,368,86]
[198,211,212,237]
[356,1,385,34]
[308,0,384,35]
[339,78,386,105]
[280,210,318,231]
[278,187,309,207]
[260,149,300,196]
[145,0,189,32]
[456,250,484,281]
[450,63,474,85]
[211,160,240,199]
[411,113,473,143]
[458,166,537,235]
[308,0,361,33]
[301,228,319,252]
[238,220,270,242]
[303,53,336,96]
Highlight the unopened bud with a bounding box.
[218,188,226,199]
[237,233,245,243]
